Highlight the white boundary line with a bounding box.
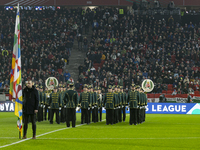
[36,137,200,140]
[0,119,106,149]
[1,137,200,140]
[0,137,17,139]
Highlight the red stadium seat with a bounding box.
[162,90,167,94]
[168,84,173,90]
[167,90,173,94]
[57,69,63,74]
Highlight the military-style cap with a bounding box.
[88,85,91,89]
[136,85,140,89]
[117,85,120,88]
[40,85,43,89]
[59,84,62,88]
[108,85,112,89]
[94,87,98,90]
[120,86,123,89]
[69,82,74,86]
[98,87,101,90]
[54,86,58,89]
[83,84,88,88]
[35,84,39,88]
[62,85,66,88]
[132,84,135,87]
[112,85,116,89]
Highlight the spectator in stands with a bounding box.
[64,70,71,82]
[177,88,183,94]
[183,76,190,84]
[3,84,9,94]
[172,89,177,95]
[77,34,83,51]
[183,86,188,94]
[59,73,65,83]
[0,80,3,89]
[188,87,194,94]
[157,76,163,84]
[83,37,88,51]
[75,81,80,90]
[156,84,162,93]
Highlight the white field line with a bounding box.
[0,119,106,149]
[36,137,200,140]
[1,137,200,140]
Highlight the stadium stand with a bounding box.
[0,7,85,90]
[77,7,200,94]
[1,6,200,95]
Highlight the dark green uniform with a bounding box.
[127,90,140,125]
[60,90,66,123]
[89,91,94,123]
[79,91,91,124]
[118,92,122,122]
[38,90,46,122]
[49,91,61,124]
[64,89,78,127]
[104,92,116,125]
[92,92,98,123]
[44,90,52,121]
[114,91,119,124]
[97,93,103,122]
[143,93,148,122]
[122,92,127,122]
[139,92,144,124]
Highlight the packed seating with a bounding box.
[0,7,85,90]
[0,6,200,95]
[77,7,200,94]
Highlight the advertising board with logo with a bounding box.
[1,101,200,114]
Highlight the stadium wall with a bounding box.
[1,0,200,6]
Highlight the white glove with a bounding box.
[43,105,45,108]
[92,106,94,109]
[40,104,43,107]
[88,108,90,110]
[64,105,66,108]
[122,106,124,108]
[48,106,50,109]
[59,107,61,110]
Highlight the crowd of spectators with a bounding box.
[1,5,200,95]
[77,7,200,94]
[0,7,89,92]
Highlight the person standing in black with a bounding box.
[22,80,39,139]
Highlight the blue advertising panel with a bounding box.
[145,103,200,114]
[1,101,200,114]
[0,101,15,112]
[76,103,200,114]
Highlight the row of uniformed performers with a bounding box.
[35,83,148,127]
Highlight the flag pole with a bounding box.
[18,3,22,140]
[19,131,21,139]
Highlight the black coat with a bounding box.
[23,86,39,114]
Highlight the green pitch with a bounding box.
[0,113,200,150]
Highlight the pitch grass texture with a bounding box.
[0,112,200,150]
